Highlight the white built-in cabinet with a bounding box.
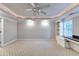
[70,16,79,52]
[55,20,66,47]
[56,15,79,52]
[55,17,73,48]
[0,18,4,46]
[0,18,1,45]
[0,18,1,46]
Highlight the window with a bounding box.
[64,20,72,37]
[59,19,72,37]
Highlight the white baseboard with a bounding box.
[3,39,17,47]
[1,39,54,47]
[18,39,51,41]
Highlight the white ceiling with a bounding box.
[2,3,71,17]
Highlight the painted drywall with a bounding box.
[17,20,55,40]
[51,22,56,39]
[73,16,79,36]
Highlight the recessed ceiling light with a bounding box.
[25,9,32,11]
[41,20,49,27]
[26,20,35,27]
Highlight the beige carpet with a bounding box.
[0,40,79,56]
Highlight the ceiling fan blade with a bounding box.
[40,10,46,15]
[30,3,36,7]
[40,4,50,9]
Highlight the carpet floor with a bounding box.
[0,40,79,56]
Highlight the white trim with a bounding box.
[18,39,51,41]
[0,15,17,23]
[3,17,17,23]
[0,4,78,19]
[3,39,17,47]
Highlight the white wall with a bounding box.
[73,16,79,36]
[17,20,55,40]
[51,22,56,39]
[0,10,56,44]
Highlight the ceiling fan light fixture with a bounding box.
[25,3,50,16]
[25,9,32,11]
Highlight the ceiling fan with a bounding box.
[25,3,51,16]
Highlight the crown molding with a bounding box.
[0,3,79,19]
[56,4,79,17]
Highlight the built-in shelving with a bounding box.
[56,21,60,36]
